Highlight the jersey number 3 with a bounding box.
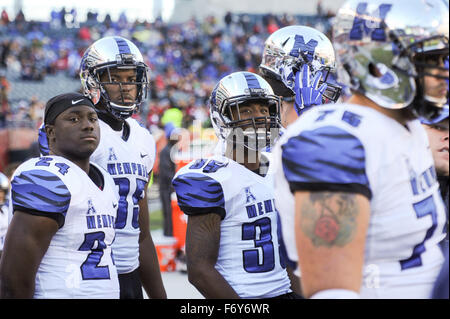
[242,217,275,273]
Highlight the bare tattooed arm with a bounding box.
[294,191,370,298]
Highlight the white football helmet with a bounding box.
[80,36,150,120]
[210,71,282,151]
[260,25,341,102]
[333,0,449,120]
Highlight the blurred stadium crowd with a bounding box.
[0,6,334,171]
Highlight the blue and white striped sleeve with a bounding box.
[281,126,372,199]
[38,124,50,156]
[172,173,226,219]
[11,169,71,227]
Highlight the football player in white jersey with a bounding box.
[0,93,119,298]
[272,0,449,299]
[38,37,166,299]
[260,25,341,128]
[172,72,298,299]
[259,25,342,295]
[0,172,9,259]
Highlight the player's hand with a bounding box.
[294,64,327,115]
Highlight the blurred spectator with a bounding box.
[161,107,183,129]
[317,0,324,17]
[0,40,10,68]
[78,26,92,41]
[118,11,128,29]
[60,7,66,28]
[0,69,10,127]
[50,8,61,29]
[159,122,180,237]
[266,16,279,34]
[68,8,78,28]
[224,11,232,28]
[15,9,25,24]
[1,8,9,25]
[28,95,44,124]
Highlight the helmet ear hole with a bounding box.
[368,63,382,78]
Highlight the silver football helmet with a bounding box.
[80,36,150,120]
[260,25,341,102]
[333,0,449,120]
[210,71,282,151]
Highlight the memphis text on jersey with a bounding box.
[106,162,149,179]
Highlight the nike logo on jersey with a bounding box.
[113,203,118,209]
[140,153,148,158]
[72,99,84,105]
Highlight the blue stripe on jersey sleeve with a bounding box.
[11,169,71,216]
[281,126,371,198]
[172,173,225,218]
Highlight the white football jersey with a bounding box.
[9,156,119,299]
[90,118,156,274]
[173,154,291,298]
[0,203,8,251]
[272,103,447,299]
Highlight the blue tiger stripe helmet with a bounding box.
[260,25,341,102]
[210,71,282,151]
[80,36,150,120]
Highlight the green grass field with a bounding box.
[149,209,163,231]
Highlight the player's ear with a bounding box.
[45,124,56,143]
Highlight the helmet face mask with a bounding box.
[80,37,150,120]
[260,25,342,102]
[333,0,449,120]
[210,72,282,152]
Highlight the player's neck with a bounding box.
[51,150,91,174]
[347,94,412,126]
[281,101,298,127]
[98,112,124,131]
[226,144,261,171]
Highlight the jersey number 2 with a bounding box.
[79,232,110,280]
